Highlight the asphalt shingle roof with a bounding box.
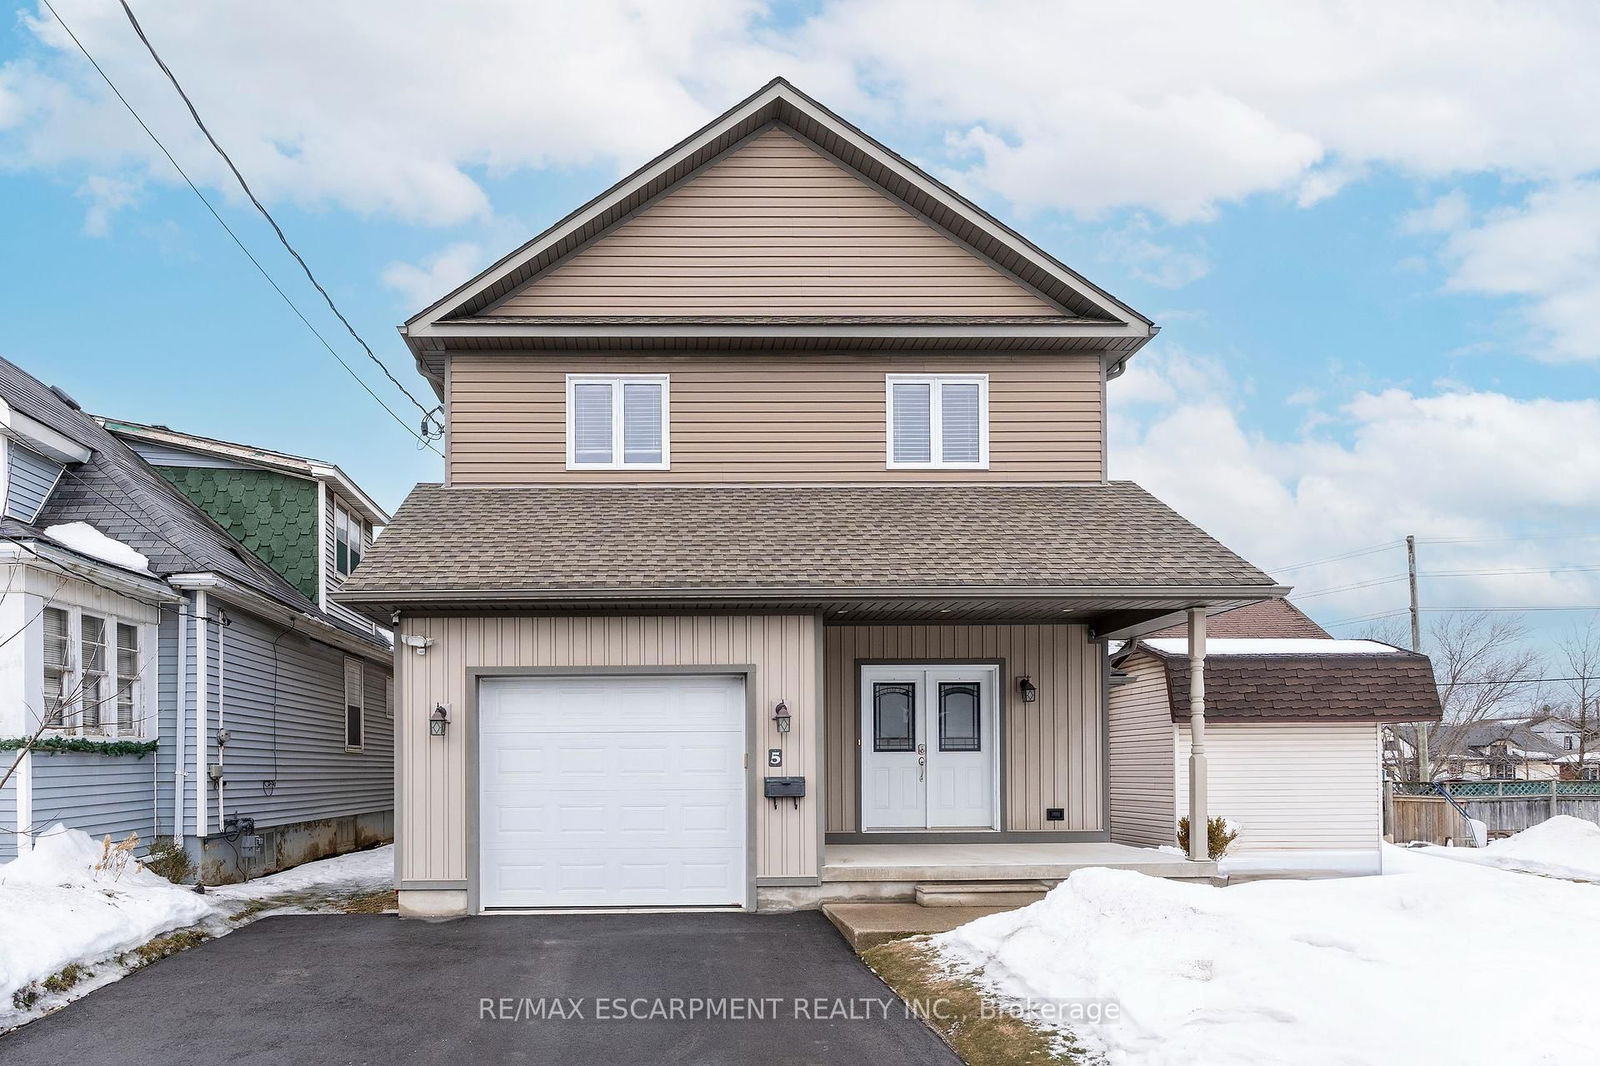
[339,480,1280,601]
[1137,644,1442,723]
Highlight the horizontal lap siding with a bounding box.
[214,607,393,830]
[30,751,158,853]
[824,624,1102,834]
[448,351,1104,483]
[0,774,16,860]
[1176,723,1382,851]
[490,127,1057,317]
[396,614,818,884]
[1107,652,1177,847]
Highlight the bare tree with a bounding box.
[1555,619,1600,778]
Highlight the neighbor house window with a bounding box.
[344,657,364,750]
[79,614,107,733]
[334,503,364,577]
[885,374,988,469]
[40,606,146,737]
[565,374,669,469]
[1566,736,1575,750]
[42,606,69,729]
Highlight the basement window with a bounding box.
[885,374,988,469]
[566,374,669,469]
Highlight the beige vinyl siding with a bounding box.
[824,623,1103,834]
[1107,652,1177,847]
[394,614,818,885]
[489,127,1059,317]
[1176,722,1383,852]
[447,351,1105,483]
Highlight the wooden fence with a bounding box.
[1388,781,1600,845]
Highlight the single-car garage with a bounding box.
[477,673,749,909]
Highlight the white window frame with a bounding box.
[333,501,365,578]
[40,605,151,739]
[884,374,990,470]
[564,373,671,471]
[343,656,365,752]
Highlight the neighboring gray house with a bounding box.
[0,356,393,882]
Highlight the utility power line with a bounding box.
[1269,540,1403,574]
[39,0,440,455]
[116,0,443,440]
[1294,563,1600,601]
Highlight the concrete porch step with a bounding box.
[913,880,1051,908]
[822,902,1017,954]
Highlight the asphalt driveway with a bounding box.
[1,911,959,1065]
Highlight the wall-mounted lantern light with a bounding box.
[429,704,451,737]
[773,700,792,734]
[1018,676,1039,703]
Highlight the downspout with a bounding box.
[216,609,227,829]
[194,591,209,839]
[174,595,187,839]
[1186,607,1209,861]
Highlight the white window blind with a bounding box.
[116,623,139,733]
[344,657,365,749]
[568,375,670,468]
[886,375,988,468]
[80,614,107,733]
[43,606,69,729]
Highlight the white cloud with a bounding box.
[381,241,487,311]
[75,174,138,236]
[1402,190,1472,235]
[1100,217,1211,288]
[7,1,1600,230]
[1110,350,1600,627]
[1429,182,1600,362]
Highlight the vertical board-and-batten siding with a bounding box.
[1106,652,1177,848]
[5,444,65,522]
[447,352,1105,484]
[210,606,393,831]
[488,126,1060,317]
[1176,721,1384,852]
[395,615,818,884]
[823,624,1103,834]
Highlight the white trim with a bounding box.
[166,572,391,662]
[884,374,989,470]
[564,374,671,471]
[316,481,329,611]
[174,590,187,838]
[0,398,92,464]
[194,590,209,838]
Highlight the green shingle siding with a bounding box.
[157,467,320,601]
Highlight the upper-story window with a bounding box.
[566,374,670,470]
[41,605,145,736]
[334,502,364,577]
[885,374,988,469]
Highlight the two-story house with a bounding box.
[0,357,394,881]
[340,79,1295,917]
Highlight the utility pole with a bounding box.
[1408,534,1431,782]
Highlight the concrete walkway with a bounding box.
[1,913,958,1066]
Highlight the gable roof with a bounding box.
[401,78,1155,392]
[100,417,391,525]
[1126,640,1441,724]
[0,356,384,649]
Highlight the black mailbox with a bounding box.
[764,776,805,798]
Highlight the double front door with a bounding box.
[860,665,1000,831]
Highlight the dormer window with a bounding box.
[566,374,669,469]
[334,503,364,576]
[885,374,988,469]
[5,442,67,522]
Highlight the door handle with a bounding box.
[917,745,926,782]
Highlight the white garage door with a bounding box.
[478,674,747,909]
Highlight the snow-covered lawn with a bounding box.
[1417,814,1600,883]
[0,827,393,1029]
[933,823,1600,1065]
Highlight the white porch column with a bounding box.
[1186,607,1209,861]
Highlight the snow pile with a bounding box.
[1139,638,1399,656]
[932,845,1600,1065]
[0,827,211,1015]
[42,522,151,574]
[0,830,393,1028]
[208,842,393,904]
[1423,815,1600,883]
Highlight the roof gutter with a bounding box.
[167,572,391,662]
[0,540,180,602]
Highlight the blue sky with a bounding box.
[2,1,1598,674]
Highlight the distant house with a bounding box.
[1402,714,1600,782]
[1110,601,1441,876]
[0,356,393,882]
